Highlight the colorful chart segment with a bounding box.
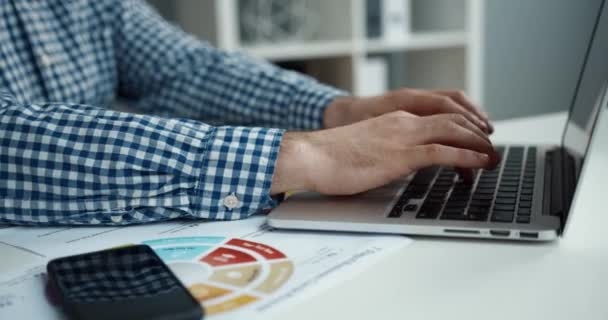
[142,237,294,316]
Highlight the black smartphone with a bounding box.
[46,245,203,320]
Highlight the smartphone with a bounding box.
[46,245,203,320]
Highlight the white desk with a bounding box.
[272,111,608,320]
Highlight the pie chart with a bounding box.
[142,236,294,316]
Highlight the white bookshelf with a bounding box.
[150,0,483,103]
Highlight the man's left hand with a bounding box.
[323,88,493,134]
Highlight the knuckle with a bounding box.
[424,144,442,158]
[385,109,407,119]
[450,113,468,124]
[393,109,411,120]
[445,119,461,133]
[383,110,411,128]
[437,96,454,108]
[388,89,409,103]
[453,90,467,100]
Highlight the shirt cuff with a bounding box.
[191,126,284,220]
[287,77,349,130]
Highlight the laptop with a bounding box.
[268,1,608,241]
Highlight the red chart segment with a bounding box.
[226,238,287,260]
[143,236,293,316]
[200,247,257,267]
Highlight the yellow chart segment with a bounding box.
[190,283,232,302]
[256,260,294,294]
[205,294,259,315]
[142,236,294,316]
[210,264,261,287]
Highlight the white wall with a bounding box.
[483,0,603,120]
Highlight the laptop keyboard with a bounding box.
[388,146,537,224]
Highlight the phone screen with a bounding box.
[47,245,203,320]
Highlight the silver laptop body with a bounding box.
[268,1,608,241]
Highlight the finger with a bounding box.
[456,168,475,185]
[442,113,490,144]
[421,114,493,154]
[433,90,494,133]
[407,92,490,133]
[421,115,500,169]
[408,144,491,172]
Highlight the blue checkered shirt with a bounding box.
[0,0,344,225]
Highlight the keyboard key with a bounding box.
[446,201,467,209]
[500,181,519,187]
[519,201,532,208]
[472,194,493,200]
[404,204,418,212]
[491,211,514,222]
[516,216,531,223]
[498,186,518,193]
[470,199,492,207]
[496,192,517,198]
[495,198,516,205]
[467,211,488,221]
[521,188,533,195]
[502,172,521,178]
[444,207,465,214]
[450,196,470,203]
[412,166,439,185]
[494,204,515,211]
[476,188,496,195]
[434,181,453,187]
[417,203,441,219]
[441,209,468,220]
[480,172,499,178]
[441,213,466,220]
[427,195,446,203]
[477,182,497,189]
[432,186,450,192]
[388,206,403,218]
[518,208,531,216]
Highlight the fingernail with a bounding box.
[479,119,489,132]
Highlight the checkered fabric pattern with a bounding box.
[51,246,180,302]
[0,0,346,225]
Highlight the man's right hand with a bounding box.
[270,111,499,195]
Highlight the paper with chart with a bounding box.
[0,216,410,319]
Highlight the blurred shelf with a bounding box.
[240,40,354,62]
[365,31,468,53]
[149,0,482,101]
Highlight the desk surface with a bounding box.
[272,111,608,320]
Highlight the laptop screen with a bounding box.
[561,0,608,221]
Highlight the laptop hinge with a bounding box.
[543,148,577,230]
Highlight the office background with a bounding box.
[146,0,601,120]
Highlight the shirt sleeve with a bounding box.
[0,90,283,225]
[113,0,347,130]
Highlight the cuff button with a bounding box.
[223,193,241,210]
[110,215,123,223]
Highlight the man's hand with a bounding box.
[323,88,493,134]
[271,111,499,195]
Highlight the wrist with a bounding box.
[323,96,356,128]
[270,132,317,194]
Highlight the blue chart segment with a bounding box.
[153,246,212,261]
[141,236,294,316]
